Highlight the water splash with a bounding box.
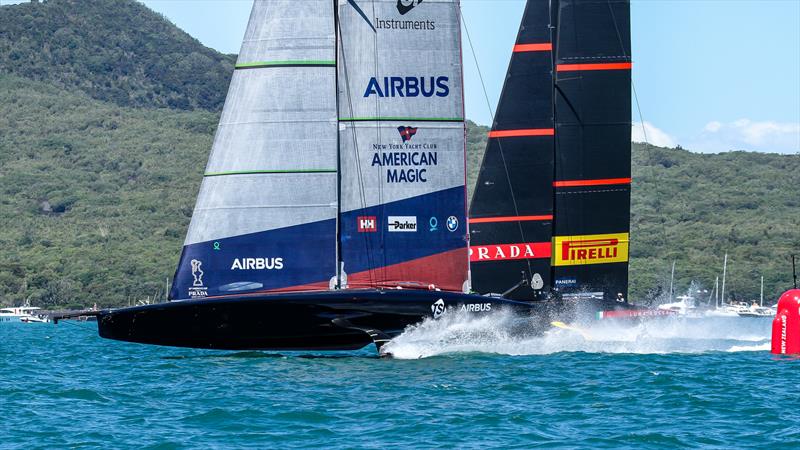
[383,309,772,359]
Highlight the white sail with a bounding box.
[172,0,339,299]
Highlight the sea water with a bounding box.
[1,313,798,449]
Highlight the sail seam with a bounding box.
[513,43,553,52]
[339,117,464,122]
[235,61,336,69]
[489,128,555,138]
[556,62,633,72]
[553,178,632,188]
[470,215,553,224]
[204,169,337,177]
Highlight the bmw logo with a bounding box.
[446,216,459,232]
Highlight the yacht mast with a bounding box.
[720,253,728,306]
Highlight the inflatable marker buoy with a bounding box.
[771,289,800,355]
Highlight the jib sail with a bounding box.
[469,0,632,302]
[336,0,469,292]
[171,0,339,299]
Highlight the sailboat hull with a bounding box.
[96,290,549,351]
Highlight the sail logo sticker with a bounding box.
[358,216,378,233]
[429,217,439,232]
[231,258,284,271]
[469,242,552,262]
[191,259,204,286]
[364,76,449,98]
[461,303,491,313]
[397,0,423,15]
[555,277,578,287]
[387,216,417,232]
[552,233,630,267]
[188,259,208,299]
[431,299,445,318]
[446,216,459,232]
[397,126,418,143]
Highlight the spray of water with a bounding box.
[383,308,772,359]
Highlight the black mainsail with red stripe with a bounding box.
[469,0,555,300]
[469,0,632,303]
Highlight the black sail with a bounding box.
[468,0,555,300]
[551,0,632,302]
[469,0,632,303]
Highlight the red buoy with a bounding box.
[771,289,800,355]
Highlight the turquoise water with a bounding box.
[2,314,798,449]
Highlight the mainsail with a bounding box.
[469,0,632,302]
[171,0,468,299]
[337,0,468,291]
[468,1,555,300]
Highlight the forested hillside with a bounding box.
[0,0,235,110]
[0,0,797,309]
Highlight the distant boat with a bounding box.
[658,295,701,317]
[57,0,646,351]
[1,305,50,323]
[737,276,773,317]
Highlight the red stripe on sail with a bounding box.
[556,62,632,72]
[470,242,552,262]
[553,178,632,188]
[469,215,553,224]
[513,43,552,52]
[488,129,555,138]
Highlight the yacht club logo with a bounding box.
[397,0,423,15]
[190,259,204,287]
[398,126,418,143]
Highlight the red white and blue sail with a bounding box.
[171,0,468,299]
[337,0,468,292]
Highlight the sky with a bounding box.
[4,0,798,154]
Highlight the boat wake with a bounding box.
[382,309,772,359]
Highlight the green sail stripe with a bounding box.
[235,60,336,69]
[204,169,337,177]
[339,117,465,122]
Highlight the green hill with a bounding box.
[0,1,797,309]
[0,0,235,111]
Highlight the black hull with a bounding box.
[96,290,544,351]
[94,289,645,351]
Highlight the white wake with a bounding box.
[382,309,772,359]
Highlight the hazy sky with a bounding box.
[4,0,798,153]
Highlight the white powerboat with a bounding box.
[0,305,51,323]
[658,295,705,317]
